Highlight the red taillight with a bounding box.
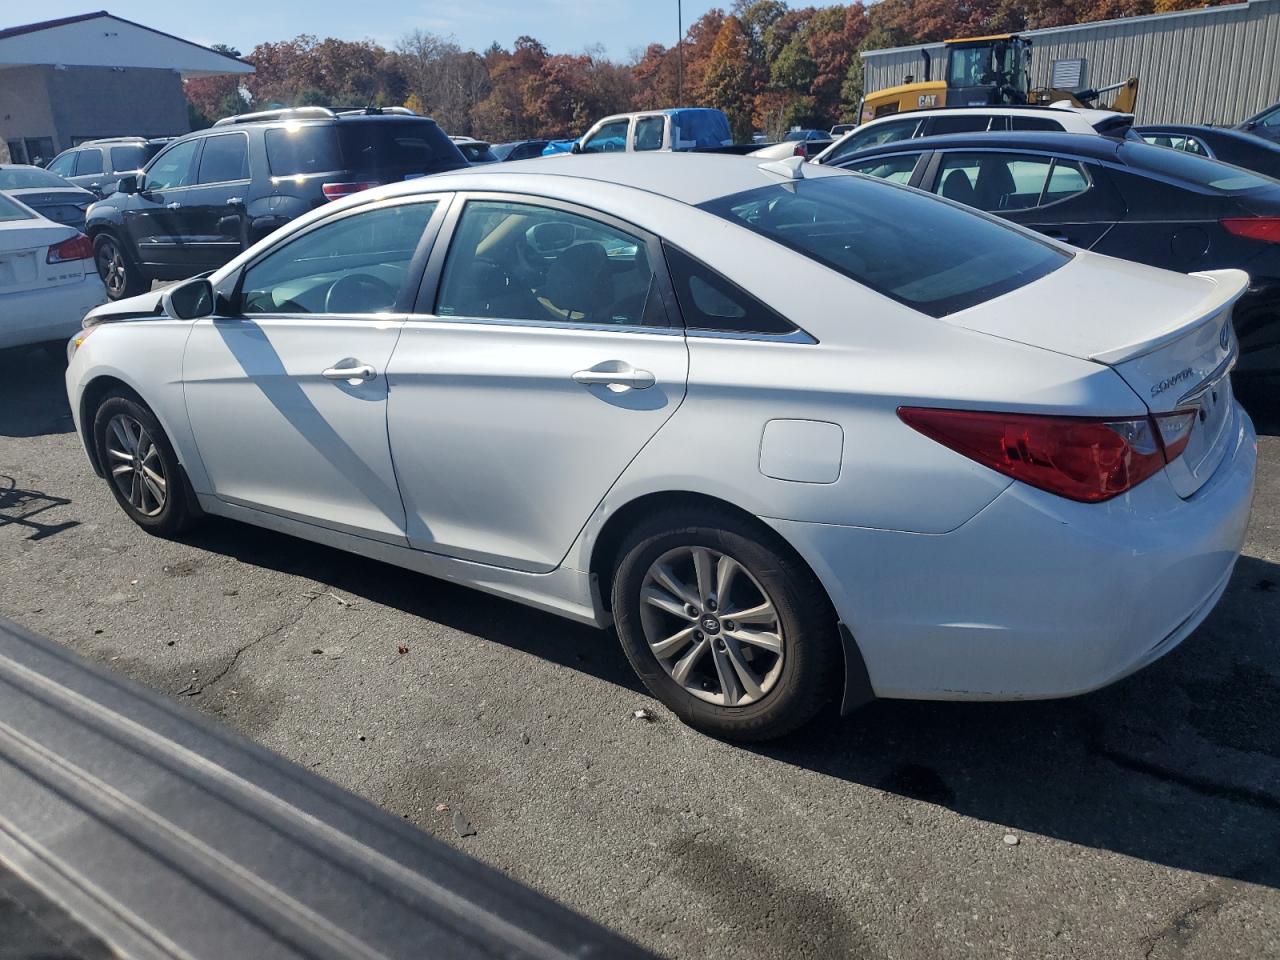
[1221,217,1280,243]
[321,181,380,201]
[898,407,1195,503]
[793,144,806,158]
[47,233,94,264]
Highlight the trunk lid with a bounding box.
[944,252,1249,498]
[0,220,81,294]
[9,189,91,228]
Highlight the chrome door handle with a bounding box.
[322,361,377,383]
[226,197,244,206]
[572,363,656,392]
[166,202,181,210]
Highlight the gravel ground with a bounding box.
[2,342,1278,960]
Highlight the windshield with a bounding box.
[947,41,1026,92]
[698,174,1068,317]
[0,166,73,189]
[1119,140,1276,192]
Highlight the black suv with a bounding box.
[86,107,467,300]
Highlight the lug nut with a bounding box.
[685,604,698,617]
[724,620,736,631]
[694,630,704,640]
[707,599,718,612]
[714,639,727,652]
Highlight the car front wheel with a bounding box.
[611,507,840,741]
[93,393,197,537]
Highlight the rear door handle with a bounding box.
[226,197,244,206]
[572,362,656,392]
[322,360,377,383]
[166,202,181,210]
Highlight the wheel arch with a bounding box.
[588,489,875,715]
[79,375,145,477]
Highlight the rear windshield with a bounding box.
[0,166,71,189]
[1119,140,1275,192]
[698,174,1068,317]
[265,120,465,178]
[0,193,34,222]
[109,144,150,171]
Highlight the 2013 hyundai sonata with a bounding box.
[66,153,1257,741]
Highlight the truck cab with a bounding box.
[571,108,733,154]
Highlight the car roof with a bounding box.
[835,130,1124,163]
[1136,123,1279,146]
[380,152,851,206]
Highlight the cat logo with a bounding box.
[918,94,938,108]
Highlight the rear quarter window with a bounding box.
[265,125,342,177]
[338,120,467,174]
[1119,140,1275,192]
[698,174,1069,318]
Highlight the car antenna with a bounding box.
[757,156,807,180]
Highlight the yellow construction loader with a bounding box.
[860,34,1138,122]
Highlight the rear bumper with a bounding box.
[0,274,105,350]
[768,403,1257,701]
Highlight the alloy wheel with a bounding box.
[105,414,167,517]
[95,238,128,297]
[638,546,785,707]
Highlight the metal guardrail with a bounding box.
[0,616,659,960]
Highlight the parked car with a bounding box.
[829,123,856,138]
[1133,124,1280,179]
[0,192,103,350]
[833,130,1280,384]
[751,138,833,161]
[450,136,501,164]
[570,108,736,154]
[1237,101,1280,144]
[784,128,831,142]
[0,163,96,229]
[67,155,1254,741]
[46,137,171,198]
[814,105,1131,166]
[492,139,551,161]
[85,106,467,300]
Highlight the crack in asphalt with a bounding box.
[179,591,321,697]
[1140,895,1225,959]
[1090,741,1280,814]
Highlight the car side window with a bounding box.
[74,149,104,176]
[240,201,437,315]
[1011,116,1064,132]
[927,115,994,135]
[933,153,1087,212]
[826,118,919,164]
[663,244,794,336]
[581,119,630,154]
[633,116,665,152]
[844,153,923,184]
[144,139,201,191]
[436,199,665,327]
[197,133,250,184]
[46,152,76,177]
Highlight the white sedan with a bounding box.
[65,154,1256,741]
[1,192,105,351]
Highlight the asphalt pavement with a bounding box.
[1,342,1278,959]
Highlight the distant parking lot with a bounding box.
[2,343,1279,959]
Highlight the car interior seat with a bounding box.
[941,169,977,206]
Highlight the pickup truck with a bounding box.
[559,108,762,156]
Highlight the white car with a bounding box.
[65,154,1256,741]
[0,163,96,229]
[813,105,1133,166]
[1,192,105,351]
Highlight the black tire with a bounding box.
[93,232,147,301]
[611,506,840,742]
[92,393,198,537]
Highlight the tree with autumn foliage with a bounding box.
[699,16,756,141]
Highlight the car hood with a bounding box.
[82,287,167,327]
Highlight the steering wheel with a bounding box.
[324,273,397,314]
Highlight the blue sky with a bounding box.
[3,1,737,61]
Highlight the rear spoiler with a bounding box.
[1089,268,1250,365]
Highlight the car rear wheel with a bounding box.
[611,507,840,742]
[93,233,147,301]
[93,394,197,537]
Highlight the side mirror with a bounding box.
[118,174,139,194]
[570,141,583,154]
[162,278,215,320]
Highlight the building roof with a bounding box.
[861,0,1263,58]
[0,10,254,76]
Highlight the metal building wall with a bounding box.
[861,0,1280,125]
